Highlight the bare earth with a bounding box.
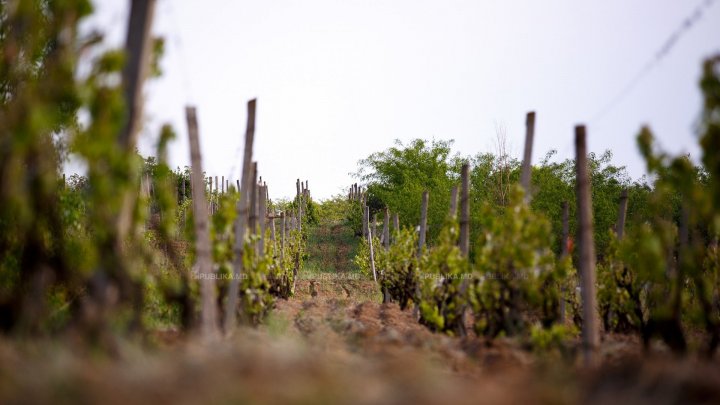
[1,222,720,404]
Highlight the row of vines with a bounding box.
[0,0,310,344]
[353,54,720,359]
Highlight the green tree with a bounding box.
[356,139,460,242]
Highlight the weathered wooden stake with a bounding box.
[520,111,536,200]
[251,168,260,257]
[296,179,302,233]
[249,163,258,236]
[559,201,570,324]
[281,211,286,265]
[382,209,391,302]
[419,191,429,257]
[225,99,256,334]
[116,0,157,248]
[383,207,390,250]
[186,106,218,340]
[367,208,377,283]
[575,125,600,367]
[363,205,369,238]
[615,189,628,240]
[120,0,156,149]
[459,162,470,257]
[270,212,277,246]
[258,185,267,256]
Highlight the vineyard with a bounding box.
[2,1,720,404]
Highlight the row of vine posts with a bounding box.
[351,111,642,367]
[183,100,310,339]
[103,0,309,341]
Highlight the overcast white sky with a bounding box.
[83,0,720,200]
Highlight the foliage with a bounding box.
[315,194,356,225]
[376,228,419,310]
[0,0,307,338]
[593,54,720,356]
[356,139,461,242]
[417,216,469,335]
[353,235,377,280]
[528,323,578,355]
[468,186,566,338]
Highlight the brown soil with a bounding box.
[1,222,719,404]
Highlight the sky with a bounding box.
[80,0,720,201]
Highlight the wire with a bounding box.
[590,0,717,122]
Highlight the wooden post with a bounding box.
[115,0,157,241]
[249,166,259,258]
[559,201,570,324]
[615,189,628,240]
[236,179,240,191]
[120,0,156,149]
[459,162,470,257]
[258,185,267,256]
[221,175,225,194]
[575,125,599,367]
[449,185,458,217]
[520,111,536,200]
[186,106,218,340]
[458,173,473,339]
[281,211,286,265]
[181,176,185,200]
[382,208,391,302]
[383,207,390,250]
[363,205,369,238]
[296,179,302,233]
[225,99,256,333]
[270,212,277,246]
[249,164,258,235]
[419,191,429,257]
[367,208,377,283]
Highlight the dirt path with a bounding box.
[271,221,532,379]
